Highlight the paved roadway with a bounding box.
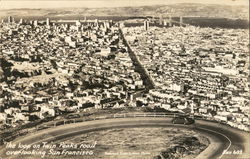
[0,117,249,159]
[120,29,155,90]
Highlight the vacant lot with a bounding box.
[38,127,209,159]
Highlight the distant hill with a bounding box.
[0,3,248,20]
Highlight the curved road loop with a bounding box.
[0,117,249,159]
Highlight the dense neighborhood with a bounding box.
[0,16,249,134]
[0,17,145,129]
[123,25,249,131]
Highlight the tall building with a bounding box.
[119,22,125,28]
[105,21,110,29]
[94,19,99,27]
[159,15,163,25]
[76,20,81,26]
[19,18,23,24]
[8,16,13,23]
[163,20,167,26]
[34,20,38,26]
[46,18,50,26]
[144,20,149,31]
[109,20,113,26]
[180,16,183,27]
[169,15,172,27]
[64,24,69,30]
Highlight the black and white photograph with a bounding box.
[0,0,249,159]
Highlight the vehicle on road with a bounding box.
[172,116,195,125]
[65,114,81,119]
[55,121,64,126]
[37,125,50,130]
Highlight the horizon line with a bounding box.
[0,0,249,9]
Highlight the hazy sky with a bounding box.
[0,0,249,9]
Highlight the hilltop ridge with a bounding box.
[0,3,248,20]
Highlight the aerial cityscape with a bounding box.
[0,1,249,159]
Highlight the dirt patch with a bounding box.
[40,127,209,159]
